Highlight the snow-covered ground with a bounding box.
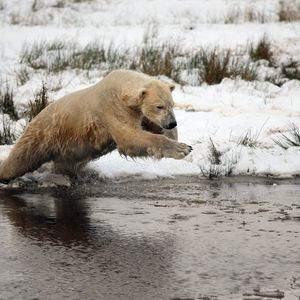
[0,0,300,179]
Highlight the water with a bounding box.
[0,177,300,300]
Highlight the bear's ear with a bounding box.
[138,88,148,99]
[169,84,175,92]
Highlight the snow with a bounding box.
[0,0,300,179]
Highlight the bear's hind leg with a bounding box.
[53,160,87,177]
[0,137,52,183]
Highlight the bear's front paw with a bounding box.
[163,142,193,159]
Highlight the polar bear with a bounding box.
[0,70,192,183]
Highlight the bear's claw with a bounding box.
[162,141,193,159]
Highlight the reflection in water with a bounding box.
[0,178,300,300]
[0,191,90,245]
[0,189,175,300]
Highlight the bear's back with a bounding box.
[100,69,153,91]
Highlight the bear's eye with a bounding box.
[156,105,164,109]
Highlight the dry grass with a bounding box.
[224,6,270,24]
[133,42,182,81]
[31,0,40,12]
[224,8,241,24]
[0,83,18,121]
[15,66,30,86]
[9,10,53,26]
[223,2,300,24]
[199,164,222,179]
[273,123,300,149]
[25,82,51,122]
[237,130,261,148]
[189,48,257,85]
[0,116,16,145]
[192,48,231,84]
[199,138,223,179]
[20,39,260,85]
[208,138,222,165]
[237,121,267,148]
[249,35,273,63]
[19,36,297,87]
[244,6,269,23]
[19,39,182,82]
[20,40,127,73]
[279,0,300,22]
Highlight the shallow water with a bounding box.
[0,177,300,300]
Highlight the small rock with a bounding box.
[253,289,284,299]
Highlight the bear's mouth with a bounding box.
[165,121,177,129]
[141,117,163,134]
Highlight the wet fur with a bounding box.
[0,70,190,183]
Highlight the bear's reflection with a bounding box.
[0,189,175,299]
[0,190,91,245]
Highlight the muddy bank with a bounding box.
[0,176,300,300]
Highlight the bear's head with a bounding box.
[135,80,177,130]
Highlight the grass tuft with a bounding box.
[279,0,300,22]
[194,48,231,85]
[20,41,48,69]
[237,130,261,148]
[273,123,300,149]
[244,6,268,23]
[0,83,19,121]
[31,0,40,12]
[0,116,16,145]
[189,48,257,85]
[249,35,273,63]
[224,6,269,24]
[224,7,241,24]
[20,40,126,73]
[199,138,222,179]
[15,66,31,86]
[208,137,222,165]
[135,42,182,81]
[199,164,222,179]
[26,82,51,122]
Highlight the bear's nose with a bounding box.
[167,121,177,129]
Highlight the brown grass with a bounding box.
[279,0,300,22]
[0,83,19,121]
[20,38,284,87]
[249,35,273,63]
[0,117,16,145]
[189,48,257,85]
[26,82,51,122]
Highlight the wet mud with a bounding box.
[0,176,300,300]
